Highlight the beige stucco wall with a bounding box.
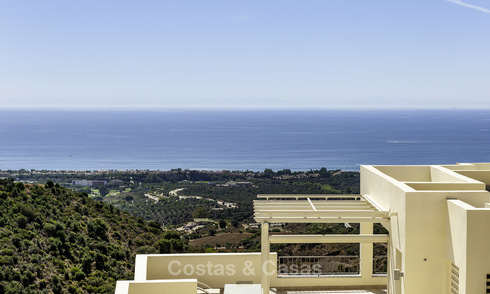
[466,209,490,293]
[403,191,489,294]
[447,200,490,294]
[453,170,490,186]
[442,163,490,185]
[405,182,484,191]
[370,165,483,185]
[444,163,490,171]
[272,276,386,288]
[115,279,197,294]
[360,165,408,250]
[403,191,454,294]
[136,252,386,289]
[429,166,477,183]
[361,166,408,294]
[373,166,431,182]
[447,200,471,293]
[362,164,490,294]
[138,253,274,288]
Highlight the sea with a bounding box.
[1,109,489,172]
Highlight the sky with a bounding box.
[0,0,489,109]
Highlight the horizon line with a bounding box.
[0,105,487,111]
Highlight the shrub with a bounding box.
[0,191,9,199]
[71,267,86,281]
[46,181,55,189]
[219,219,227,229]
[0,249,14,256]
[20,271,35,286]
[68,285,78,293]
[87,219,108,240]
[43,222,57,236]
[4,281,24,294]
[155,239,172,254]
[81,253,93,274]
[11,235,22,248]
[135,245,158,254]
[94,253,107,270]
[170,239,184,252]
[16,215,28,229]
[47,237,62,255]
[162,230,180,240]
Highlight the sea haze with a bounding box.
[0,109,489,171]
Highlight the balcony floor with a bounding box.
[277,290,385,294]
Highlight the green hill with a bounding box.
[0,179,185,294]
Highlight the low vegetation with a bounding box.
[0,179,187,294]
[0,167,384,293]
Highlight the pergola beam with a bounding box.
[254,202,372,206]
[362,194,387,212]
[269,234,389,244]
[257,194,363,200]
[255,210,388,217]
[254,204,376,210]
[307,198,317,211]
[254,202,374,207]
[255,217,389,224]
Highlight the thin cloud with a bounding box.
[233,13,251,22]
[445,0,490,13]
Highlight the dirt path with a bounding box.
[144,193,160,203]
[169,188,186,196]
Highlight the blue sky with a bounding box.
[1,0,489,109]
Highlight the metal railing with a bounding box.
[373,255,388,275]
[277,256,360,276]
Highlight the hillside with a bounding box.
[0,179,186,294]
[5,168,360,230]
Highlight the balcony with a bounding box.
[115,253,387,294]
[116,194,389,294]
[277,255,387,277]
[277,256,361,277]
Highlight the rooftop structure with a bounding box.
[115,163,490,294]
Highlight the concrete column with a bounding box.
[261,222,270,294]
[360,222,374,278]
[387,237,393,294]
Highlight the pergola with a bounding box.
[253,194,390,293]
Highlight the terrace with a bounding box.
[116,194,389,294]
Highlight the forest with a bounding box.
[0,178,193,294]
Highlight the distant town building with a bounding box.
[108,179,123,186]
[72,179,107,187]
[216,181,254,187]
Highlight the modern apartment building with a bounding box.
[115,163,490,294]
